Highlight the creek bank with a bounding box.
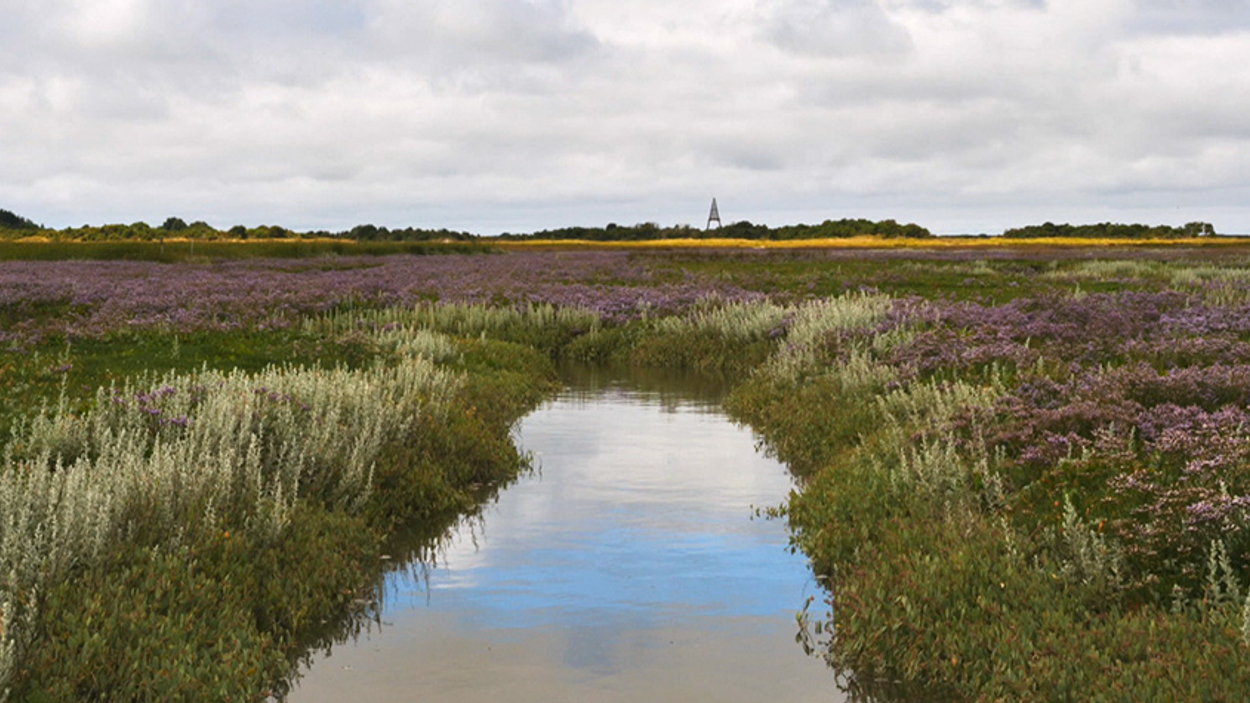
[287,363,836,702]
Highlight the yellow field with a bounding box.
[497,235,1247,250]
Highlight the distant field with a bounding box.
[3,236,1246,261]
[498,235,1249,250]
[0,238,489,261]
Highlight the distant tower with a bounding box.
[706,198,722,230]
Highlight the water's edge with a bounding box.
[286,364,839,702]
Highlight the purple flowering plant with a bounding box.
[874,290,1250,601]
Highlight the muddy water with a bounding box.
[287,366,839,702]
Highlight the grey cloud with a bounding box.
[886,0,1046,10]
[1,0,1248,233]
[756,0,914,58]
[1129,0,1250,36]
[205,0,370,38]
[365,0,599,70]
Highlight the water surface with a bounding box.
[289,366,838,701]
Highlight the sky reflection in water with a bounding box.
[290,368,838,702]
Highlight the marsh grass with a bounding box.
[728,284,1250,700]
[0,321,556,701]
[306,302,602,356]
[0,329,379,442]
[1,354,458,688]
[0,240,488,262]
[10,251,1250,699]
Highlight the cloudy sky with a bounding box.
[1,0,1248,234]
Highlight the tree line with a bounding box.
[497,217,933,241]
[0,207,1226,242]
[1001,221,1218,239]
[0,211,475,242]
[0,208,39,230]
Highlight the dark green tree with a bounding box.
[0,208,39,230]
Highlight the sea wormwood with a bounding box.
[0,348,460,694]
[1058,495,1124,597]
[652,298,789,342]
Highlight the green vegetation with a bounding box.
[0,211,38,232]
[8,246,1250,700]
[1003,221,1218,239]
[0,209,476,244]
[499,217,933,241]
[2,322,556,701]
[6,205,1234,246]
[716,267,1250,700]
[0,239,488,262]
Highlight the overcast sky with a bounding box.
[1,0,1248,234]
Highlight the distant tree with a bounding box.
[252,225,291,239]
[228,225,248,239]
[161,217,188,232]
[634,222,660,240]
[718,220,769,239]
[350,224,380,240]
[1183,221,1217,237]
[184,221,217,239]
[0,208,39,230]
[497,217,930,241]
[128,222,157,240]
[1003,221,1217,239]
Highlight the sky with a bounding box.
[1,0,1248,235]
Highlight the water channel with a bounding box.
[287,365,839,701]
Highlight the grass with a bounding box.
[1,323,556,701]
[498,235,1250,250]
[0,239,490,262]
[8,248,1250,700]
[721,278,1250,699]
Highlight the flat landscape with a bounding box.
[6,0,1249,697]
[3,239,1250,700]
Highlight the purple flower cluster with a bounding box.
[891,290,1250,593]
[892,291,1250,378]
[0,252,766,345]
[108,385,194,432]
[253,386,312,413]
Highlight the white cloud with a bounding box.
[755,0,914,58]
[0,0,1247,233]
